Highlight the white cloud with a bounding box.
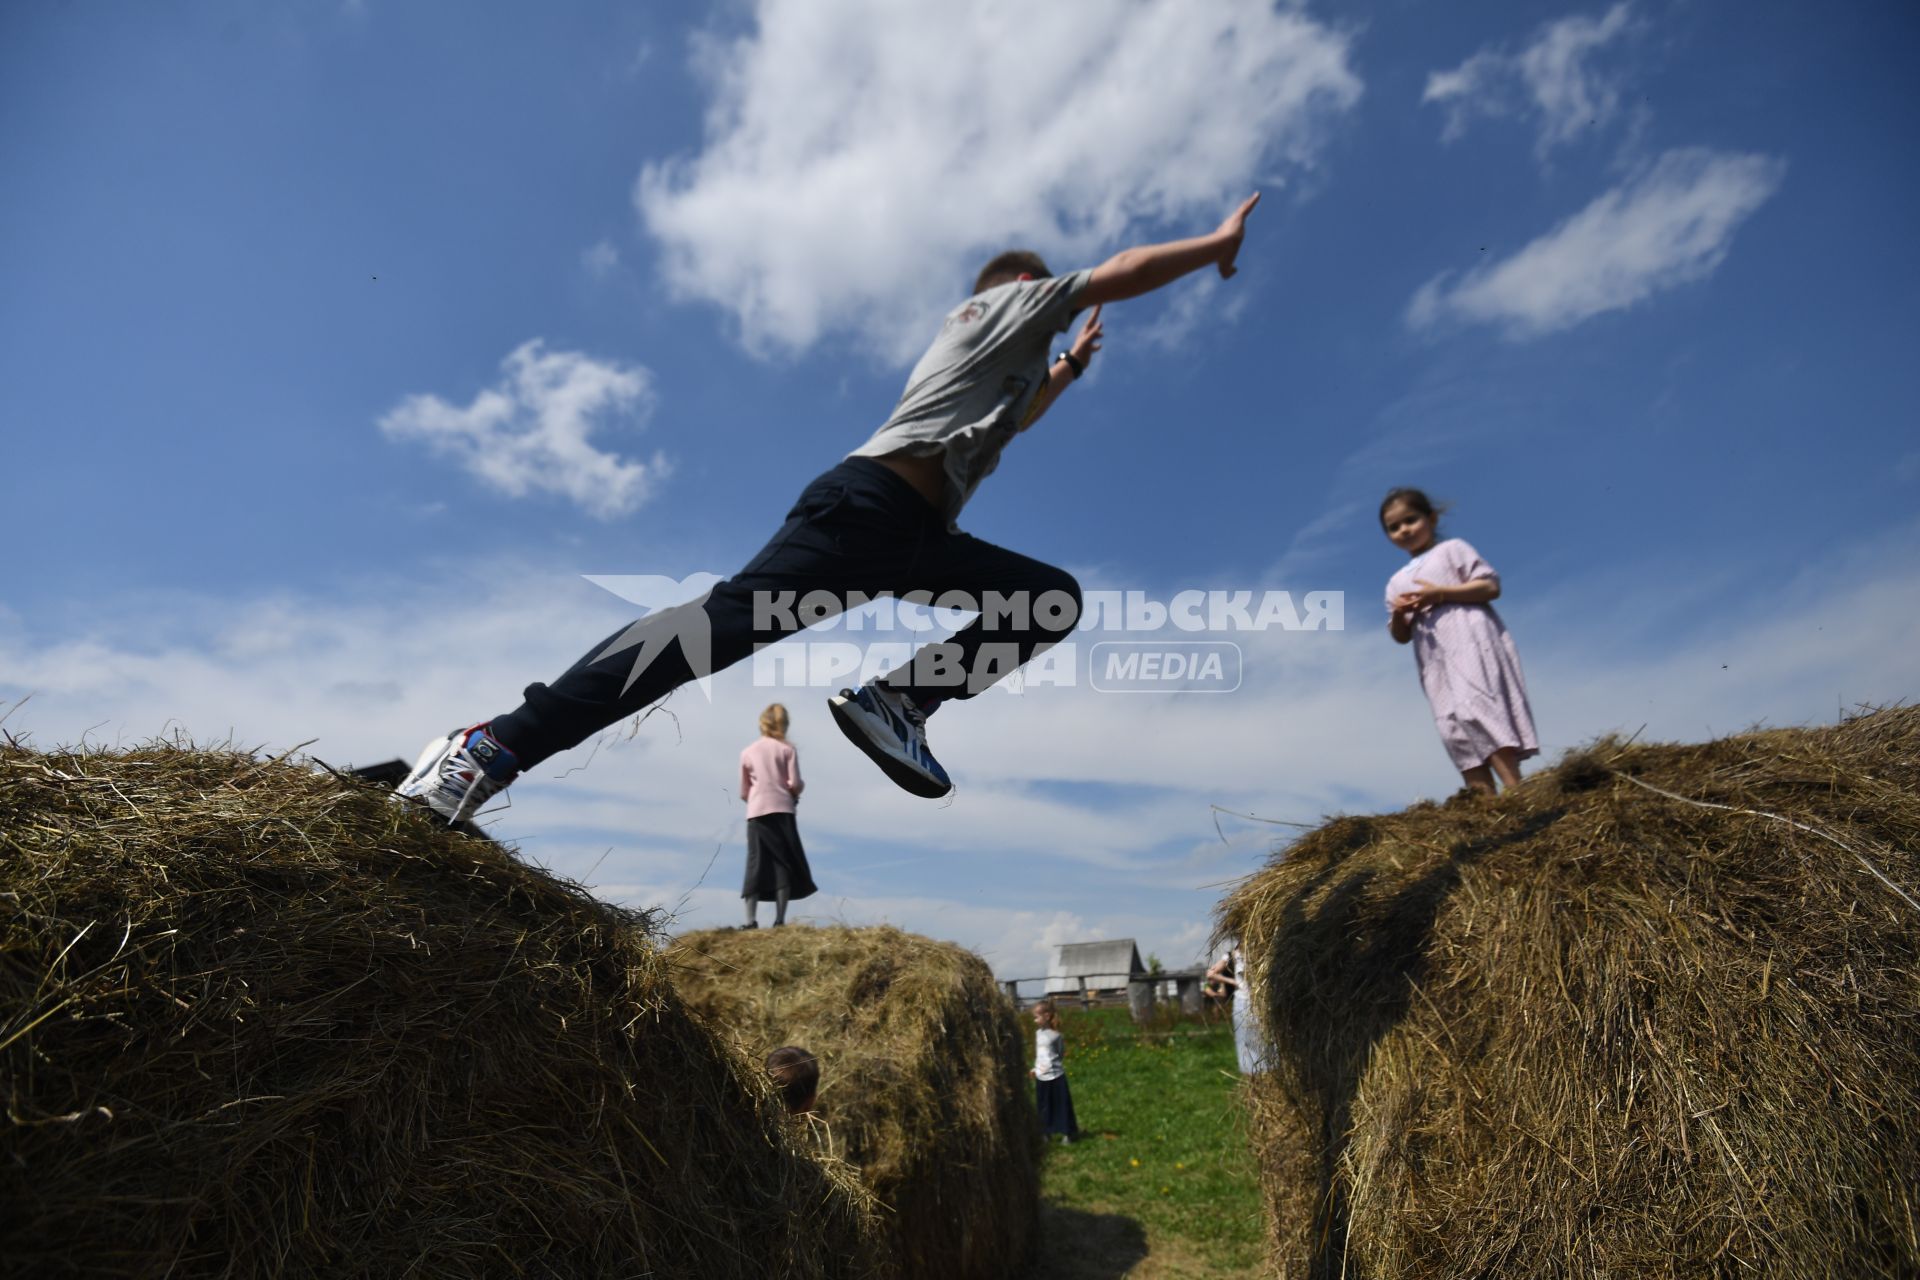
[1424,3,1637,155]
[1407,148,1785,338]
[581,239,620,279]
[636,0,1361,358]
[378,340,667,519]
[1037,912,1091,958]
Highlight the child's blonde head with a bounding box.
[1032,998,1059,1030]
[758,703,790,740]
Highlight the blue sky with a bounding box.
[5,0,1916,977]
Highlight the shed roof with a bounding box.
[1043,939,1144,993]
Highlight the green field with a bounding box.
[1022,1006,1267,1279]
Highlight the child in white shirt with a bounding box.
[1030,999,1079,1143]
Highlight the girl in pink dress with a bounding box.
[1381,488,1538,796]
[739,703,818,927]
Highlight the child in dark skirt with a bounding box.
[739,703,818,928]
[1030,999,1078,1143]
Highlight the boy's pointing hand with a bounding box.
[1071,305,1104,364]
[1215,192,1262,280]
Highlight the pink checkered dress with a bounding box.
[1386,538,1539,773]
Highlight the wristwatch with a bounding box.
[1055,351,1085,379]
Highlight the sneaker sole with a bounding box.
[828,693,953,799]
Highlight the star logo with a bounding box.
[581,573,727,700]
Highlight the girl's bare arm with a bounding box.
[1412,576,1500,607]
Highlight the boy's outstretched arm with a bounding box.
[1077,193,1261,310]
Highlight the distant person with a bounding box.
[1030,999,1079,1143]
[394,196,1264,823]
[1381,488,1538,796]
[1206,942,1271,1075]
[765,1045,819,1116]
[738,703,816,929]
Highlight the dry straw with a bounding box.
[1221,706,1920,1279]
[1,743,879,1279]
[670,924,1042,1280]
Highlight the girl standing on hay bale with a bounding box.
[739,704,817,928]
[1382,488,1538,796]
[1030,999,1079,1143]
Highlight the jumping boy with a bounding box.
[398,194,1262,821]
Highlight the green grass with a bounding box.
[1025,1006,1266,1279]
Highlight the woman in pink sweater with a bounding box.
[738,703,818,928]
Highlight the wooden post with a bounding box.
[1177,975,1202,1015]
[1002,980,1020,1004]
[1127,977,1152,1024]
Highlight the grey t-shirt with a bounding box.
[848,268,1093,523]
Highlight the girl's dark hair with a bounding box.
[1379,487,1446,529]
[973,250,1052,295]
[765,1045,819,1114]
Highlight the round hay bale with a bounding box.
[1220,707,1920,1279]
[669,924,1042,1280]
[0,744,879,1279]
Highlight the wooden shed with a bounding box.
[1043,939,1145,999]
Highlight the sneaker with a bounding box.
[828,683,952,798]
[395,724,519,824]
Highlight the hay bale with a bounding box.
[1220,707,1920,1279]
[669,925,1042,1280]
[0,744,879,1279]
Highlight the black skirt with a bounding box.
[1036,1075,1078,1137]
[742,812,818,901]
